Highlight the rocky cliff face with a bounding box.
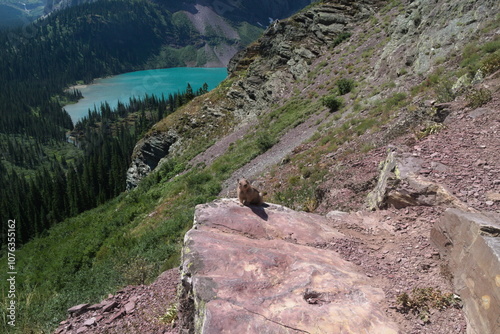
[130,0,499,187]
[126,0,374,188]
[432,209,500,334]
[126,130,178,190]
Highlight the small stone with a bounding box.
[102,301,119,313]
[474,159,487,166]
[88,303,103,310]
[124,301,135,314]
[485,201,494,206]
[83,318,96,327]
[76,327,87,334]
[486,192,500,202]
[67,303,91,316]
[108,309,126,323]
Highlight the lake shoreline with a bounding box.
[63,67,228,124]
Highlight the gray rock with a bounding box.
[83,317,95,327]
[126,131,178,189]
[431,209,500,334]
[366,149,471,211]
[102,301,119,313]
[67,303,90,317]
[124,301,135,314]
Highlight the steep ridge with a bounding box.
[56,92,499,333]
[127,0,374,188]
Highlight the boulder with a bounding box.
[366,148,472,211]
[179,199,399,334]
[431,209,500,334]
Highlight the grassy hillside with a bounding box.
[1,0,499,333]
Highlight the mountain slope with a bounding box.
[0,0,44,28]
[1,0,500,333]
[0,0,313,250]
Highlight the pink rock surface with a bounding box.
[180,199,399,333]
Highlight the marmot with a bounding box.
[237,178,264,206]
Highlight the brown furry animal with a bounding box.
[237,178,264,206]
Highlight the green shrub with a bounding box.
[396,287,460,322]
[466,87,492,108]
[256,132,277,153]
[482,40,500,53]
[416,123,445,139]
[159,303,178,325]
[386,92,407,108]
[331,32,351,48]
[185,171,213,191]
[481,52,500,75]
[336,78,355,95]
[120,256,154,285]
[435,78,455,103]
[322,95,343,112]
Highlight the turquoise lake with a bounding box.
[64,67,228,124]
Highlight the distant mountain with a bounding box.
[0,0,315,29]
[156,0,316,27]
[44,0,316,26]
[0,0,93,26]
[0,0,43,28]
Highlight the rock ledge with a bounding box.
[179,199,398,334]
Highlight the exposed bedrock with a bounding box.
[178,199,398,334]
[431,209,500,334]
[126,131,177,190]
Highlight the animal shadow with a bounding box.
[249,203,269,221]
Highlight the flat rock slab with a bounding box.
[180,199,398,334]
